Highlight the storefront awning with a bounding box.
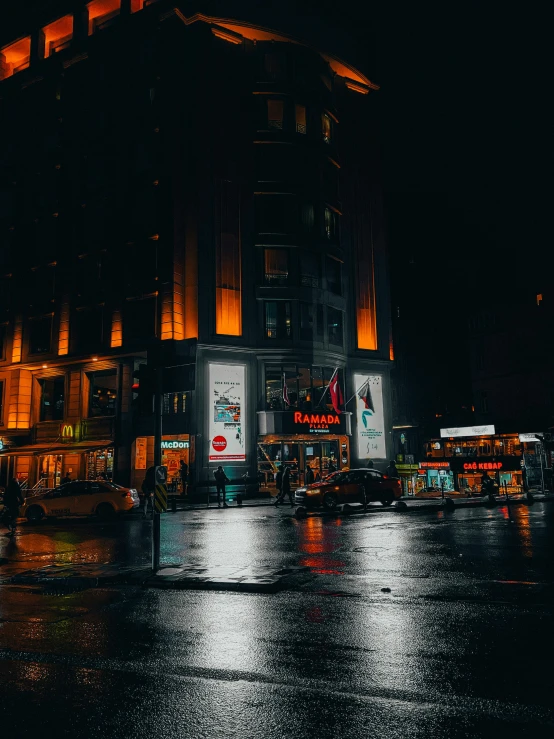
[0,440,114,456]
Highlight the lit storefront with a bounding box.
[133,435,191,492]
[417,461,455,493]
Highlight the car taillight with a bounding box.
[122,492,132,498]
[383,474,389,479]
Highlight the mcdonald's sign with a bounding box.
[60,423,74,440]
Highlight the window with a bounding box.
[29,315,53,354]
[0,37,31,80]
[325,207,338,240]
[327,307,344,346]
[265,366,283,410]
[322,113,332,143]
[295,104,307,134]
[300,251,319,287]
[300,303,314,341]
[163,392,188,414]
[265,365,342,411]
[301,204,314,232]
[315,305,324,342]
[215,179,242,336]
[267,99,284,130]
[41,15,73,57]
[264,301,292,339]
[256,195,297,234]
[124,297,156,342]
[74,306,104,353]
[39,377,65,421]
[326,256,342,295]
[87,0,121,35]
[263,53,285,81]
[264,249,289,286]
[88,369,117,417]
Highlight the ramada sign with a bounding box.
[293,411,340,431]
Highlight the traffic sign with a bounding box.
[155,465,167,485]
[154,483,168,513]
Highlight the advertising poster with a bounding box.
[135,437,147,470]
[208,363,246,462]
[354,373,386,460]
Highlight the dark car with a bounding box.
[294,468,402,510]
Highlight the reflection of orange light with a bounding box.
[42,15,73,57]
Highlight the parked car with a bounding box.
[22,480,140,522]
[294,468,402,510]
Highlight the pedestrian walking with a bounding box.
[179,460,188,496]
[2,478,24,537]
[276,465,293,507]
[142,465,155,518]
[328,459,337,475]
[214,465,230,508]
[61,473,71,485]
[305,465,315,485]
[274,465,283,505]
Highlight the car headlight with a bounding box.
[306,488,321,495]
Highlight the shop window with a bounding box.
[74,306,104,354]
[325,207,338,240]
[42,15,73,57]
[88,369,117,417]
[0,37,31,81]
[325,256,342,295]
[263,53,286,81]
[264,365,341,412]
[87,0,121,35]
[264,301,292,339]
[29,315,53,354]
[265,367,284,410]
[322,113,332,144]
[295,104,307,134]
[300,303,314,341]
[39,376,65,421]
[267,99,284,130]
[264,248,289,286]
[300,251,319,287]
[327,307,344,347]
[124,297,156,342]
[297,368,312,409]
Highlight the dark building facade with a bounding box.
[0,1,392,492]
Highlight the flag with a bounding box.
[282,373,291,406]
[357,379,374,412]
[329,370,344,414]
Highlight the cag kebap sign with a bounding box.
[208,363,246,461]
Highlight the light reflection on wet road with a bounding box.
[1,504,554,737]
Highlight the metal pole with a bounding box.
[539,444,545,494]
[441,478,445,501]
[152,364,163,572]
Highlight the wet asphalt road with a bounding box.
[1,503,554,737]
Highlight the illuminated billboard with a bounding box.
[439,425,495,438]
[208,363,246,462]
[354,373,386,460]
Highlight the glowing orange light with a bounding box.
[212,28,243,44]
[110,310,122,348]
[86,0,121,36]
[0,37,31,80]
[42,15,73,57]
[58,301,70,355]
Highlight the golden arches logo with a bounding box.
[60,424,74,439]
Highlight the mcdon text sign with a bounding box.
[161,440,189,449]
[463,462,503,471]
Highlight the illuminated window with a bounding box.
[322,113,332,143]
[215,180,242,335]
[0,37,31,80]
[264,301,292,339]
[537,293,543,306]
[295,104,306,134]
[88,369,117,417]
[86,0,121,36]
[42,15,73,57]
[130,0,147,11]
[28,315,53,354]
[264,249,289,286]
[267,99,284,130]
[327,307,343,346]
[355,233,377,350]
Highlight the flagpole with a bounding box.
[343,378,370,409]
[317,368,338,408]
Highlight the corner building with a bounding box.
[0,1,393,492]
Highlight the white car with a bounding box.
[22,480,140,522]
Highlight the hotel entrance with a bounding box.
[257,435,350,488]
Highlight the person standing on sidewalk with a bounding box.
[214,466,230,508]
[276,465,293,507]
[179,460,188,496]
[3,478,24,537]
